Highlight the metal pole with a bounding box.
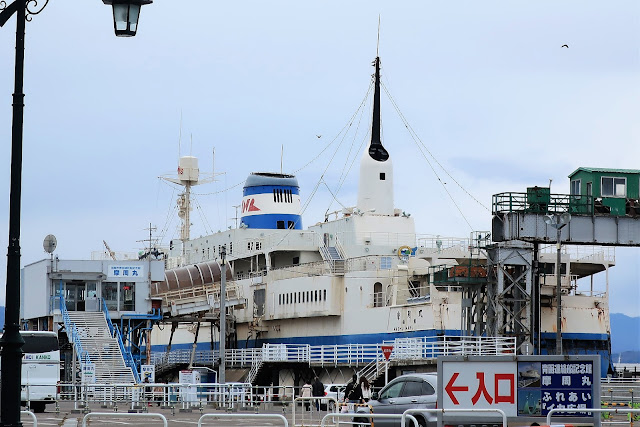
[219,247,226,384]
[555,226,563,355]
[1,1,27,425]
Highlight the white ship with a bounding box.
[149,55,613,381]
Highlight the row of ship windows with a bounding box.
[247,241,263,251]
[274,189,294,203]
[197,243,233,259]
[278,289,327,305]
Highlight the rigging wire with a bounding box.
[381,82,483,231]
[381,81,490,214]
[192,195,214,236]
[272,83,376,248]
[325,81,374,216]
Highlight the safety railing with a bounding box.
[102,299,141,383]
[151,335,517,372]
[493,191,595,215]
[59,296,91,367]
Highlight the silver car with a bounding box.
[359,373,438,427]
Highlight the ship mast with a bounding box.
[356,53,394,216]
[369,57,389,162]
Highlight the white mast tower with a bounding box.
[161,155,217,265]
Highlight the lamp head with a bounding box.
[543,214,554,225]
[102,0,152,37]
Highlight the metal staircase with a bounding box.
[320,243,345,275]
[62,305,137,384]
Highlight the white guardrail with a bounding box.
[150,335,517,369]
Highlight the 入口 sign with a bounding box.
[437,355,600,425]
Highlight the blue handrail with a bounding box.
[102,299,141,383]
[59,296,91,366]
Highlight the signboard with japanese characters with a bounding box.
[441,359,517,417]
[518,360,594,417]
[437,355,599,427]
[108,265,144,279]
[141,364,156,383]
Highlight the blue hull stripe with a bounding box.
[244,185,300,196]
[244,214,302,230]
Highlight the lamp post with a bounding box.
[219,246,226,384]
[544,212,571,356]
[0,1,151,424]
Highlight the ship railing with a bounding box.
[539,244,615,264]
[336,232,417,247]
[267,260,331,280]
[149,336,517,371]
[263,230,322,249]
[416,236,471,251]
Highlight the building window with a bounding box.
[288,221,295,229]
[277,220,285,229]
[293,256,299,265]
[119,282,135,311]
[273,189,277,202]
[570,179,580,195]
[102,282,118,310]
[314,290,318,301]
[602,177,626,197]
[323,289,327,301]
[380,172,385,180]
[381,257,392,270]
[586,182,592,196]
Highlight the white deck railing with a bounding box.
[150,335,516,370]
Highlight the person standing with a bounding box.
[345,374,362,403]
[360,377,371,402]
[312,376,324,410]
[301,380,313,411]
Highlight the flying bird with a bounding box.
[316,135,322,138]
[561,44,569,48]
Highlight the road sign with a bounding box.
[381,345,393,361]
[437,355,600,425]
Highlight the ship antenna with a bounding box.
[377,15,380,57]
[178,110,183,160]
[369,28,389,162]
[281,144,284,174]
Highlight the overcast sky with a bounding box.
[1,1,639,317]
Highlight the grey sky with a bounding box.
[1,1,639,316]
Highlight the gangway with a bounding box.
[493,192,640,245]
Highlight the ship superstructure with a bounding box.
[149,55,614,383]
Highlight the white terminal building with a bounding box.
[21,257,164,331]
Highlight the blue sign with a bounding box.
[540,362,593,416]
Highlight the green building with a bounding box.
[568,167,640,216]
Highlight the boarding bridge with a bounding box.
[482,191,640,354]
[492,192,640,245]
[152,260,247,317]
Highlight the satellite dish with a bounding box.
[543,214,554,225]
[43,234,57,254]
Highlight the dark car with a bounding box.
[358,373,438,427]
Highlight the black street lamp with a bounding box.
[0,1,151,425]
[103,0,152,37]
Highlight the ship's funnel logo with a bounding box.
[242,198,260,213]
